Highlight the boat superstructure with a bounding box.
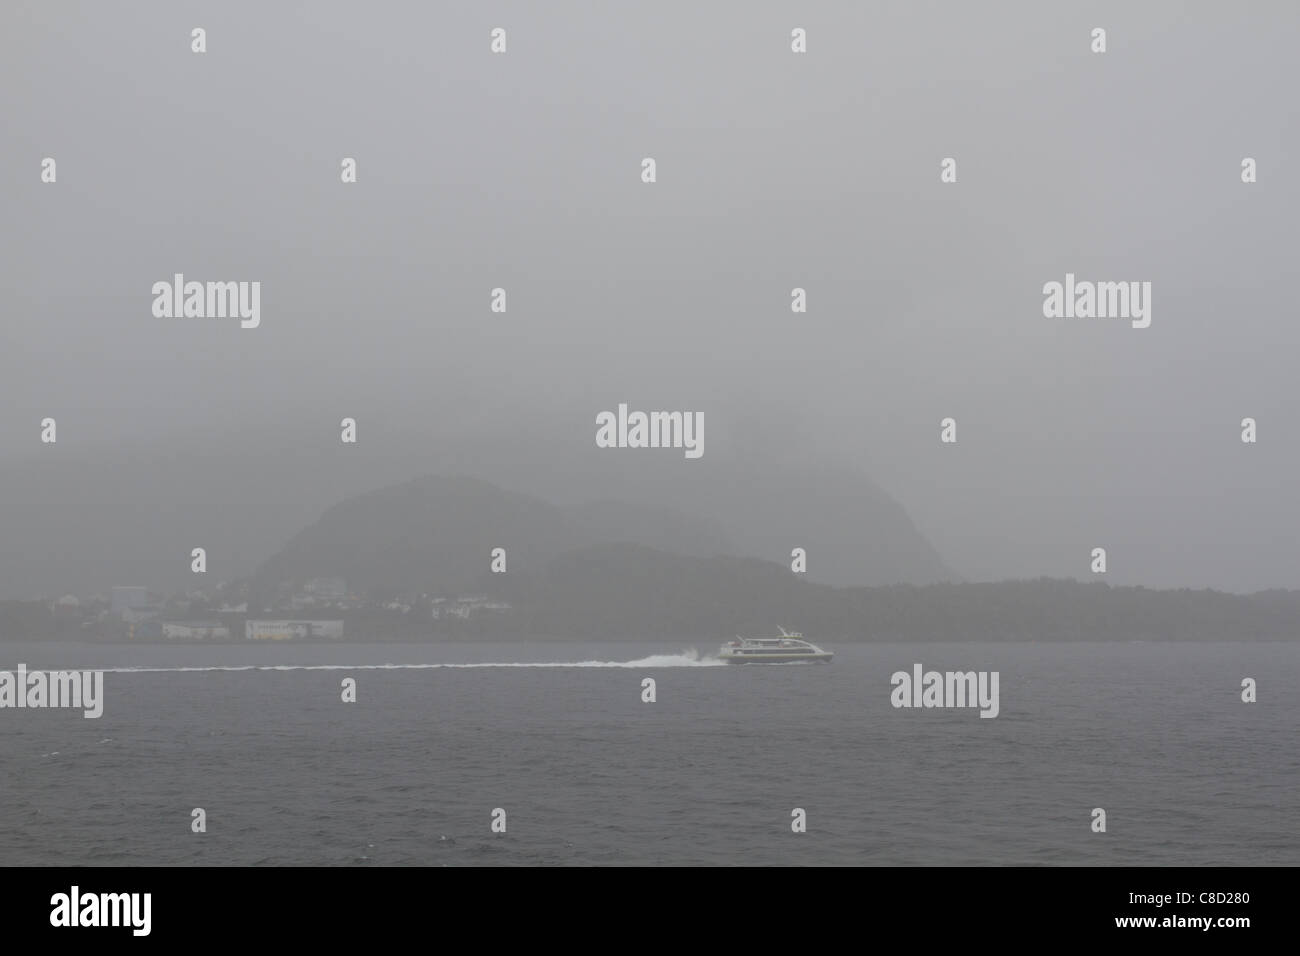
[718,627,833,664]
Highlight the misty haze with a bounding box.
[1,1,1296,876]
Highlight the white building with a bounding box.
[122,605,162,624]
[441,596,511,619]
[162,621,230,640]
[245,620,344,640]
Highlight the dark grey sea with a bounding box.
[1,641,1295,865]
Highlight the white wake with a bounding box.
[86,649,725,673]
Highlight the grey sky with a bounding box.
[1,1,1297,593]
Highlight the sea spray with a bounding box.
[82,651,726,674]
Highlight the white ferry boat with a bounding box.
[718,628,833,664]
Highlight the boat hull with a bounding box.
[720,652,833,664]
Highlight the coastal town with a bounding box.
[10,577,511,642]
